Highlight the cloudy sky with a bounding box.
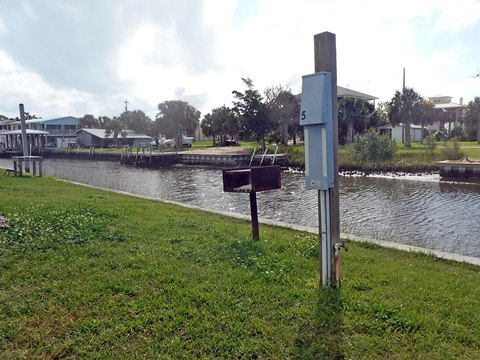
[1,0,479,120]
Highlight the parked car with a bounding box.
[223,139,240,146]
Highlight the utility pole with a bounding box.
[19,103,30,172]
[124,100,128,112]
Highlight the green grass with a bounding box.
[1,174,479,358]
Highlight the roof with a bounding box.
[337,86,378,100]
[433,102,466,109]
[0,120,19,126]
[26,116,80,125]
[75,128,152,139]
[0,129,49,135]
[429,95,452,99]
[296,86,378,101]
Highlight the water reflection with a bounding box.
[1,158,479,258]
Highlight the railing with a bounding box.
[41,129,78,136]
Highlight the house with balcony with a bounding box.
[427,95,466,133]
[27,116,80,148]
[1,116,80,153]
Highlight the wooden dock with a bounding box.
[437,158,480,182]
[178,147,251,166]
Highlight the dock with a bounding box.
[178,147,251,166]
[437,158,480,182]
[11,146,288,168]
[120,147,252,167]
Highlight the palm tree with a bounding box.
[388,87,423,147]
[416,100,435,143]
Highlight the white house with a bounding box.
[379,123,424,142]
[427,95,466,133]
[75,128,152,147]
[27,116,80,148]
[1,116,81,149]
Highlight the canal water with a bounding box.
[2,158,479,258]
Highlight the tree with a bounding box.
[388,87,423,147]
[155,100,200,138]
[98,116,112,128]
[201,113,215,143]
[415,100,435,143]
[202,106,239,145]
[119,110,152,134]
[232,78,275,150]
[264,85,299,145]
[463,97,480,143]
[338,98,378,145]
[80,114,100,128]
[106,117,125,146]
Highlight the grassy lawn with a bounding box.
[0,174,479,358]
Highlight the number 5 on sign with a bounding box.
[300,72,334,190]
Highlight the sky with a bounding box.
[0,0,479,121]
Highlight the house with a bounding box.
[379,123,424,142]
[337,86,378,103]
[75,128,152,148]
[1,116,81,149]
[0,129,49,153]
[27,116,81,148]
[427,95,466,133]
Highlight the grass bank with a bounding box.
[1,174,479,358]
[281,141,480,173]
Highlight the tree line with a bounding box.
[3,81,479,146]
[78,102,201,143]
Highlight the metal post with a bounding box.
[250,192,259,241]
[314,32,339,286]
[319,189,332,285]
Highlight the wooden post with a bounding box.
[19,104,30,172]
[314,32,339,286]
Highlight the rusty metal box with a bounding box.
[222,166,281,193]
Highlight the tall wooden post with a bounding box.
[314,32,339,286]
[19,103,30,172]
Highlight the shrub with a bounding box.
[424,134,437,157]
[440,137,464,160]
[352,129,397,163]
[449,126,466,140]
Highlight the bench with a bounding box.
[4,168,19,176]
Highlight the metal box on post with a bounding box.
[222,165,281,240]
[222,166,281,193]
[300,72,334,190]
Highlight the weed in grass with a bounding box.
[0,203,129,254]
[363,302,420,334]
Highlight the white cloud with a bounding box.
[0,16,6,33]
[433,0,480,33]
[0,0,479,119]
[0,50,118,118]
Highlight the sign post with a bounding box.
[301,32,341,287]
